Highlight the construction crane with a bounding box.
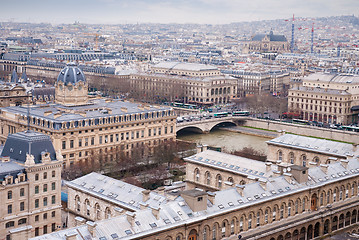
[285,15,313,53]
[83,33,100,50]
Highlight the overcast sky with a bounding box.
[1,0,358,24]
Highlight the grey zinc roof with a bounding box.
[252,33,287,42]
[57,62,86,86]
[266,134,356,157]
[1,99,172,123]
[31,155,359,240]
[67,172,167,210]
[291,86,350,95]
[185,150,269,178]
[153,61,218,71]
[303,73,359,84]
[1,130,56,164]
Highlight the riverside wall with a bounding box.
[243,118,359,144]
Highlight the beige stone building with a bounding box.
[65,172,168,225]
[0,130,62,239]
[266,133,358,167]
[31,135,359,240]
[0,63,176,167]
[288,73,359,124]
[242,31,290,54]
[130,62,238,105]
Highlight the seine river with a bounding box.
[177,128,272,154]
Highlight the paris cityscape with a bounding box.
[1,0,359,240]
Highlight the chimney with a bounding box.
[340,159,349,169]
[236,184,245,197]
[196,144,203,153]
[126,212,136,226]
[290,165,309,184]
[283,172,292,182]
[74,216,86,227]
[259,179,267,190]
[151,206,160,220]
[113,207,124,216]
[224,181,233,189]
[157,186,165,195]
[247,176,258,184]
[320,164,329,174]
[65,232,77,240]
[273,170,281,177]
[140,202,149,210]
[202,144,208,151]
[142,190,150,202]
[265,162,272,172]
[207,192,216,204]
[86,221,96,237]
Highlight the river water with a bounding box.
[177,128,272,154]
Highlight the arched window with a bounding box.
[205,171,211,185]
[289,152,294,164]
[302,198,306,212]
[221,221,226,237]
[18,218,27,225]
[230,220,235,235]
[94,203,101,220]
[228,177,234,183]
[5,221,14,228]
[327,190,331,204]
[75,195,81,212]
[339,187,343,200]
[203,226,208,240]
[273,207,277,221]
[320,192,324,206]
[194,168,200,182]
[248,214,252,229]
[295,199,299,214]
[105,207,111,219]
[239,217,244,231]
[278,151,283,162]
[257,212,260,226]
[212,223,217,240]
[85,199,90,216]
[313,157,319,165]
[216,174,222,189]
[265,209,269,223]
[333,189,337,202]
[288,202,291,217]
[280,205,284,219]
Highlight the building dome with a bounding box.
[57,62,86,85]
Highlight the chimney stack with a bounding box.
[65,233,77,240]
[236,184,245,197]
[142,189,150,202]
[140,202,149,210]
[283,172,292,182]
[126,212,136,226]
[320,164,329,174]
[86,221,97,237]
[74,216,86,227]
[265,162,272,172]
[151,206,160,220]
[259,179,267,190]
[207,192,216,204]
[340,159,349,169]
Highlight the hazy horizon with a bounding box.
[1,0,358,25]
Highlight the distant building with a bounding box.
[0,63,176,167]
[130,62,237,105]
[0,130,62,239]
[243,31,290,54]
[288,72,359,124]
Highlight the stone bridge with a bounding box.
[176,116,248,133]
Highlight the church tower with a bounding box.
[55,63,88,106]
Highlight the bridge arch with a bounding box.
[176,126,204,134]
[209,121,237,132]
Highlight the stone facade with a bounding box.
[0,131,62,239]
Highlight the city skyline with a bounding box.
[1,0,358,25]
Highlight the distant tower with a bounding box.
[11,69,18,83]
[291,14,295,53]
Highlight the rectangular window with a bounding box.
[43,213,47,220]
[78,139,82,147]
[158,127,161,135]
[79,152,82,157]
[110,135,113,142]
[170,126,173,133]
[165,126,168,134]
[20,188,24,197]
[136,131,139,138]
[70,140,74,148]
[43,225,47,234]
[35,199,39,208]
[121,133,124,140]
[51,211,55,218]
[116,134,119,141]
[148,129,152,137]
[105,135,108,143]
[52,182,56,190]
[62,141,66,150]
[35,215,39,222]
[7,205,12,214]
[35,227,39,236]
[52,223,56,232]
[90,137,93,145]
[35,186,39,194]
[20,202,25,211]
[126,132,129,140]
[43,184,48,192]
[99,136,103,144]
[141,130,144,138]
[43,197,48,206]
[131,132,134,139]
[52,195,56,204]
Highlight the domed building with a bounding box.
[0,64,176,167]
[55,63,88,106]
